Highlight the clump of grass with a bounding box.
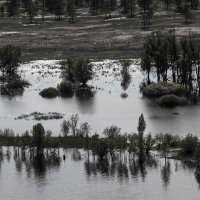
[157,94,187,107]
[57,80,74,97]
[39,87,59,98]
[143,82,187,97]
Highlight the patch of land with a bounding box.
[1,8,200,62]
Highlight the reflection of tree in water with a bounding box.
[129,155,158,181]
[161,161,171,189]
[75,88,96,100]
[12,148,61,180]
[85,153,159,183]
[75,88,96,113]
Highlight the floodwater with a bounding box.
[0,59,200,136]
[0,148,199,200]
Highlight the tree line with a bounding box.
[0,0,199,25]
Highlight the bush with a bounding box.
[181,134,198,154]
[57,80,74,97]
[157,94,187,107]
[143,82,187,97]
[39,87,59,98]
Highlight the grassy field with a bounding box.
[1,8,200,62]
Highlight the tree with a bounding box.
[61,120,70,137]
[32,123,45,155]
[41,0,46,21]
[181,134,198,154]
[77,122,91,137]
[60,59,75,82]
[67,0,76,23]
[69,114,79,137]
[60,58,93,86]
[55,0,65,20]
[0,4,5,17]
[0,45,21,78]
[7,0,19,17]
[26,0,37,23]
[73,58,93,86]
[120,59,131,93]
[180,1,192,24]
[128,0,136,18]
[141,53,152,84]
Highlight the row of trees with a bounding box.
[141,29,200,99]
[1,113,200,169]
[1,0,199,25]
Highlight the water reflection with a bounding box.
[75,88,96,113]
[84,153,159,183]
[11,147,61,181]
[0,148,200,200]
[161,161,171,189]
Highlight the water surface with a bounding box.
[0,148,199,200]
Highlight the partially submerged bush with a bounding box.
[143,82,187,97]
[0,78,29,97]
[6,79,29,89]
[157,94,187,107]
[39,87,59,98]
[57,80,74,97]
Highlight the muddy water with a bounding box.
[0,148,199,200]
[0,59,200,136]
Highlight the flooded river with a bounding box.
[0,59,200,136]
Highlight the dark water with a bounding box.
[1,60,200,136]
[0,148,200,200]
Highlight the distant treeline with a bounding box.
[1,114,200,166]
[0,0,199,25]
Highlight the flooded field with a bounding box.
[1,59,200,135]
[0,148,199,200]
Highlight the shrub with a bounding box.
[181,134,198,154]
[157,94,187,107]
[143,82,187,97]
[57,80,74,97]
[39,87,59,98]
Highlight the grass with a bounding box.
[1,8,200,61]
